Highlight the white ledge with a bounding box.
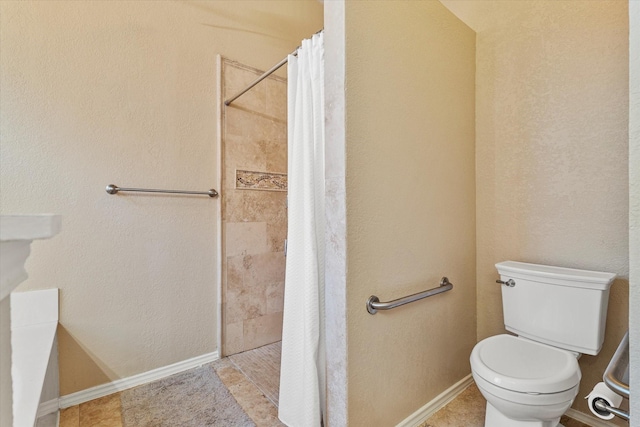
[0,215,61,301]
[0,215,62,241]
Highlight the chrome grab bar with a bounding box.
[366,277,453,315]
[603,331,629,399]
[106,184,218,198]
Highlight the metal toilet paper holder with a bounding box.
[592,331,630,421]
[591,398,628,421]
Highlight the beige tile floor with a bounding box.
[421,383,590,427]
[60,393,124,427]
[59,342,589,427]
[59,342,283,427]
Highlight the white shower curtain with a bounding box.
[278,32,325,427]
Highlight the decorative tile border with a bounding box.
[236,170,287,192]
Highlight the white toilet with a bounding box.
[470,261,616,427]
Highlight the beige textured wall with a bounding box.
[221,59,287,356]
[473,1,629,422]
[0,0,322,395]
[344,1,476,425]
[629,0,640,420]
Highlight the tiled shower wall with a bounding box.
[221,58,287,356]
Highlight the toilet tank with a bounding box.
[496,261,616,356]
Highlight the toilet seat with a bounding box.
[470,334,581,394]
[473,371,579,407]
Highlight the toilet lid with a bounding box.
[470,334,581,394]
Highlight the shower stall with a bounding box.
[219,57,288,357]
[219,32,326,424]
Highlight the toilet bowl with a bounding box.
[471,334,581,427]
[471,261,616,427]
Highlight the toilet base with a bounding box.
[485,402,562,427]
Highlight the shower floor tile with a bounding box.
[229,341,282,406]
[214,357,284,427]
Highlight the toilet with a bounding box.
[470,261,616,427]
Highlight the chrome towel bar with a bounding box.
[366,277,453,315]
[106,184,219,198]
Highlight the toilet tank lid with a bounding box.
[496,261,616,289]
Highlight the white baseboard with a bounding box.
[36,398,60,417]
[396,374,474,427]
[565,408,618,427]
[57,351,219,409]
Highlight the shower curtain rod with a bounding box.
[224,29,323,106]
[224,50,296,106]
